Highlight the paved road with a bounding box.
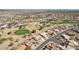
[35,27,77,50]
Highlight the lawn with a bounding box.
[0,38,7,44]
[25,46,31,50]
[15,29,29,35]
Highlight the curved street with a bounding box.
[35,27,78,50]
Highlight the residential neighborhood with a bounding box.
[0,9,79,50]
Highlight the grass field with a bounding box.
[15,29,29,35]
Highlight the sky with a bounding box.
[0,0,79,9]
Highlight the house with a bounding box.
[39,32,49,40]
[46,29,54,36]
[34,35,45,43]
[61,34,70,40]
[0,24,8,29]
[25,39,35,47]
[54,29,60,33]
[69,40,79,46]
[16,44,26,50]
[46,42,61,50]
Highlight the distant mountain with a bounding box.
[0,9,50,13]
[0,9,79,13]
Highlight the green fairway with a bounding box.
[49,20,79,24]
[15,29,29,35]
